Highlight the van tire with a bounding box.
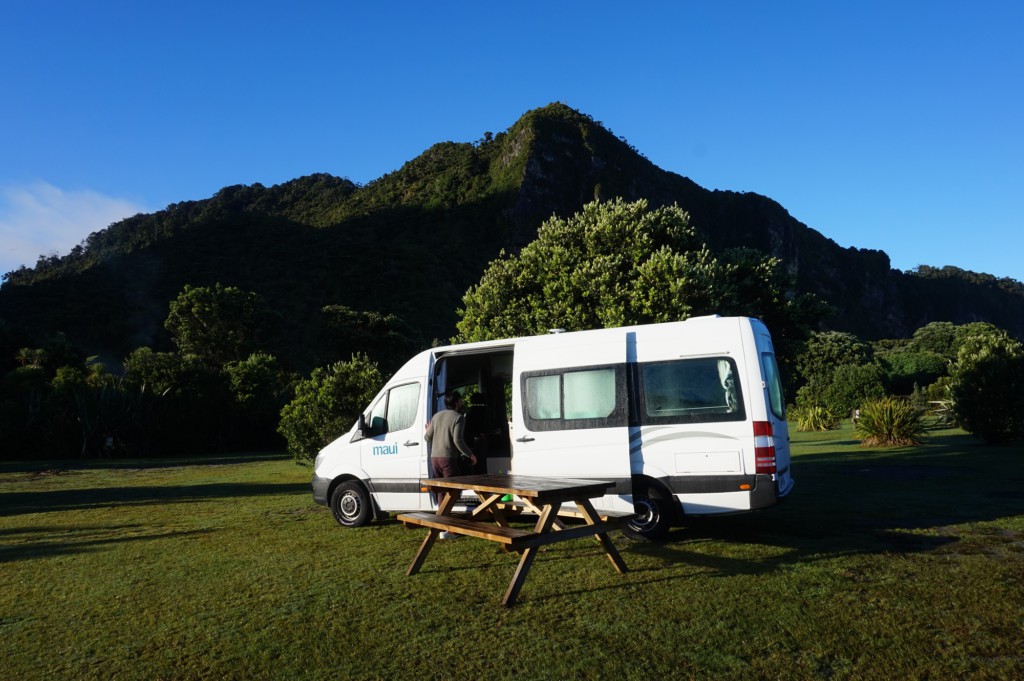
[330,481,372,527]
[626,487,673,540]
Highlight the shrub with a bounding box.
[949,331,1024,443]
[278,355,382,462]
[795,405,839,432]
[821,363,887,416]
[854,396,928,447]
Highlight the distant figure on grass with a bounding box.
[425,390,477,537]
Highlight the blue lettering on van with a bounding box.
[372,443,399,456]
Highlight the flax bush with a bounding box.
[854,396,928,447]
[795,405,839,431]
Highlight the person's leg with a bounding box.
[432,457,460,538]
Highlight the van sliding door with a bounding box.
[511,330,633,515]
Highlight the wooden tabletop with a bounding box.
[419,473,615,501]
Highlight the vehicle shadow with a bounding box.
[624,432,1024,572]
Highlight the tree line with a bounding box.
[2,199,1021,462]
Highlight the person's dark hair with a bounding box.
[444,390,462,410]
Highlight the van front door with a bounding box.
[510,330,633,514]
[359,380,427,511]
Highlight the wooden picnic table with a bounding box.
[397,474,630,607]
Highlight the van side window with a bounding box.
[366,382,420,436]
[639,357,745,424]
[523,365,626,431]
[761,352,786,420]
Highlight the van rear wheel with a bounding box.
[626,488,673,540]
[330,481,372,527]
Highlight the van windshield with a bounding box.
[639,357,745,424]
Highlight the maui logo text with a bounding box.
[372,443,399,456]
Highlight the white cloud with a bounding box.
[0,181,148,277]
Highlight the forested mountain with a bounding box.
[2,103,1022,372]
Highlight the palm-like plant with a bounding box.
[854,396,928,447]
[795,405,839,432]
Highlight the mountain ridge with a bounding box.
[2,102,1021,370]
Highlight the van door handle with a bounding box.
[404,441,419,447]
[515,436,535,443]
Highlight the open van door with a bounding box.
[510,329,634,515]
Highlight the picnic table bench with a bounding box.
[398,474,631,607]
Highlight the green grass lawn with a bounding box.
[1,426,1022,680]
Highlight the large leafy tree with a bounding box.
[907,321,959,360]
[950,326,1024,443]
[795,331,874,387]
[794,331,877,414]
[165,283,272,367]
[456,198,822,347]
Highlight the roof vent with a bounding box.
[548,328,566,334]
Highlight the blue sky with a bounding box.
[2,1,1021,283]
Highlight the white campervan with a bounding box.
[312,316,793,539]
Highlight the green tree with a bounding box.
[820,362,887,417]
[278,355,383,462]
[57,362,138,457]
[795,331,874,387]
[949,327,1024,443]
[456,198,820,344]
[122,347,233,455]
[224,353,288,449]
[225,353,282,412]
[123,347,188,397]
[1,364,49,458]
[318,305,421,373]
[878,349,948,395]
[907,321,959,360]
[165,283,271,367]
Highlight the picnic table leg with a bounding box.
[520,496,567,530]
[577,499,628,574]
[502,503,558,607]
[406,530,439,576]
[406,491,459,576]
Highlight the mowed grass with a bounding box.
[1,427,1022,680]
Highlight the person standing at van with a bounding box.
[425,391,477,536]
[425,390,478,480]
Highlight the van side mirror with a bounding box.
[356,413,368,440]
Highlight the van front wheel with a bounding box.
[626,490,673,540]
[330,481,372,527]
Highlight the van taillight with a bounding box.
[754,421,776,475]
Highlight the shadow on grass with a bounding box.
[0,482,310,517]
[625,431,1024,576]
[0,524,214,563]
[0,452,291,474]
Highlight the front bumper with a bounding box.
[311,474,331,506]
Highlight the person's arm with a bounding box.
[452,414,477,465]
